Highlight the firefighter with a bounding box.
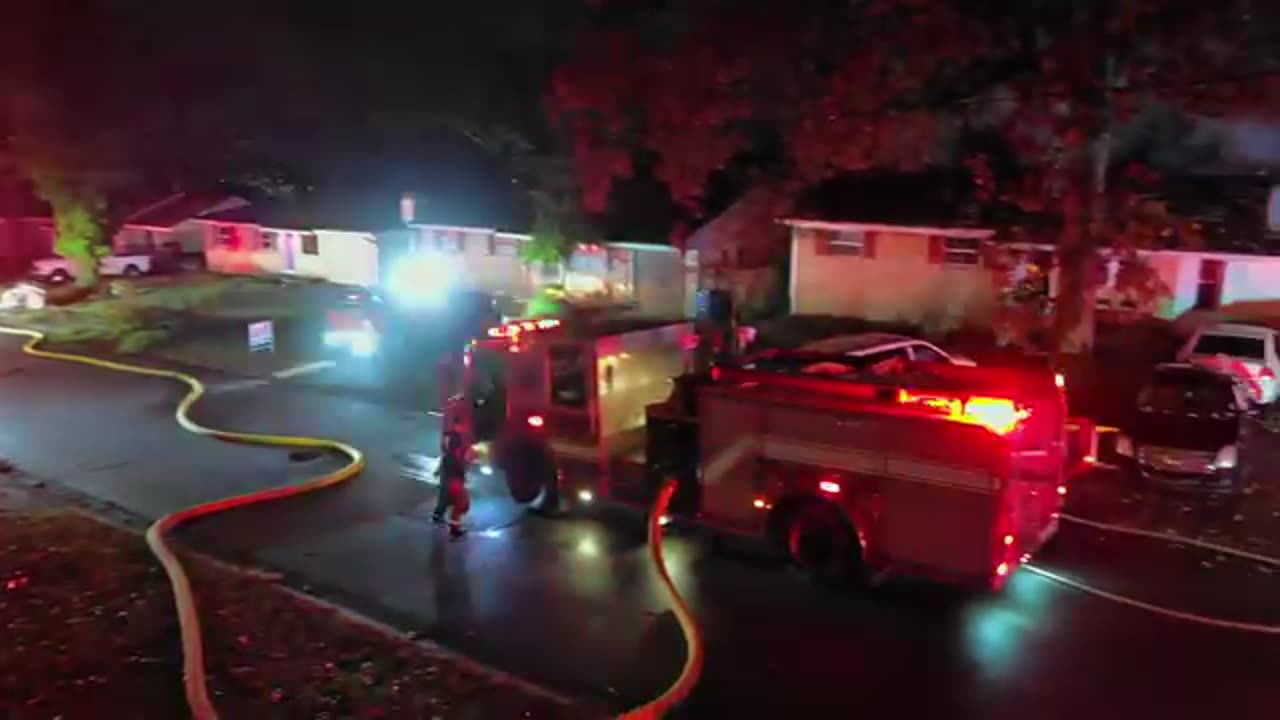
[432,417,472,538]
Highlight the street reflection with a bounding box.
[962,572,1055,679]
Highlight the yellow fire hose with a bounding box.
[617,481,706,719]
[1,326,706,718]
[1,326,363,720]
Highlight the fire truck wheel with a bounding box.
[783,502,866,586]
[496,435,557,506]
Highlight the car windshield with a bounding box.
[1193,333,1266,360]
[1139,372,1237,415]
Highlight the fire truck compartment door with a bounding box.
[875,420,1002,577]
[698,393,770,530]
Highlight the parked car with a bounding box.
[1177,323,1279,406]
[740,332,977,379]
[324,287,386,358]
[795,332,977,367]
[30,254,154,284]
[0,283,47,310]
[323,286,503,359]
[1115,363,1258,494]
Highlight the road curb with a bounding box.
[73,506,589,713]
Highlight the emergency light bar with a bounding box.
[897,389,1029,436]
[487,317,562,339]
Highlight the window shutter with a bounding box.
[979,242,998,268]
[814,229,832,256]
[862,231,878,259]
[927,235,945,264]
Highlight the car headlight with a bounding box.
[1213,444,1238,470]
[351,331,378,357]
[1115,434,1133,458]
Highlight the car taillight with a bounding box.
[527,414,545,429]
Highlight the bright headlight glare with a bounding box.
[351,332,378,357]
[389,252,454,307]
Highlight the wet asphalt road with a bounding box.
[2,335,1279,719]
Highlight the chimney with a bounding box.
[400,193,416,225]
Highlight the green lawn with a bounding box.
[4,274,317,355]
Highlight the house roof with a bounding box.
[123,193,249,229]
[782,218,995,239]
[684,183,793,267]
[201,196,402,233]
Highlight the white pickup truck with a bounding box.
[29,254,154,284]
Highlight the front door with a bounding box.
[282,232,298,272]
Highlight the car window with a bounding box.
[1139,374,1237,415]
[1193,333,1266,360]
[910,344,946,363]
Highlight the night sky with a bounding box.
[2,1,1275,231]
[3,1,585,227]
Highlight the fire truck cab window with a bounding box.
[549,344,588,408]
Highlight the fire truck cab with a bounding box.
[446,313,1069,590]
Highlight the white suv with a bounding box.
[1178,323,1280,405]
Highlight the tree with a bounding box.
[3,2,316,288]
[521,189,589,265]
[12,93,132,286]
[550,0,1280,352]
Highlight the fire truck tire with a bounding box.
[495,433,558,506]
[782,501,866,587]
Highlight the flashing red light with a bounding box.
[1057,484,1068,496]
[1083,454,1097,465]
[527,414,545,429]
[963,396,1028,435]
[897,390,1029,435]
[818,480,842,495]
[996,562,1010,577]
[710,366,722,381]
[1003,534,1015,546]
[1054,372,1066,389]
[487,318,561,339]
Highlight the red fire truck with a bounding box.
[446,313,1070,590]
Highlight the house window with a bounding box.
[260,230,277,251]
[490,234,520,257]
[814,229,876,257]
[439,231,463,253]
[1195,258,1225,310]
[941,237,981,265]
[301,233,319,256]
